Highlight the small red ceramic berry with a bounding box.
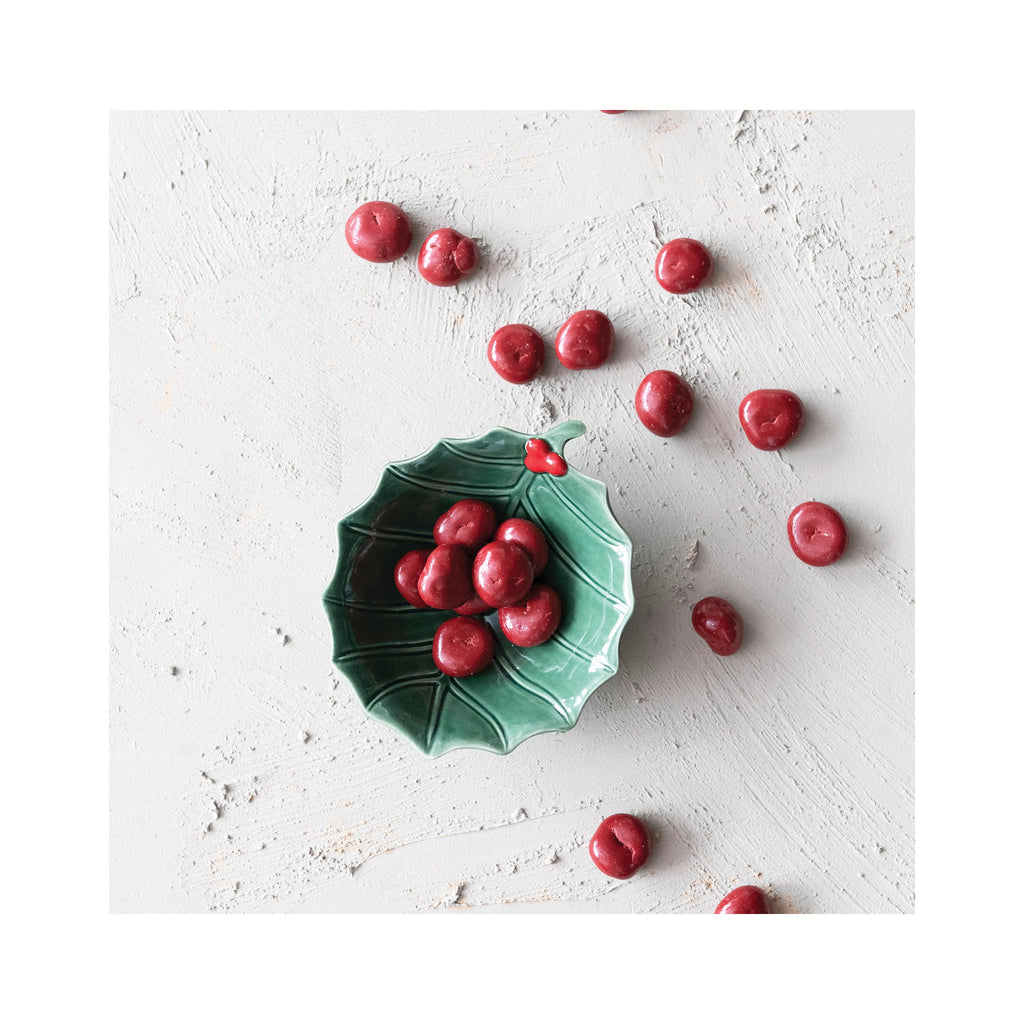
[393,549,431,608]
[787,502,848,566]
[715,885,772,914]
[655,238,713,294]
[432,617,495,677]
[487,324,545,384]
[692,597,743,656]
[345,201,412,263]
[555,310,614,370]
[498,583,562,648]
[589,814,650,879]
[472,541,534,608]
[418,228,477,286]
[635,370,694,437]
[739,389,805,450]
[433,499,497,553]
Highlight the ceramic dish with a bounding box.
[323,421,635,756]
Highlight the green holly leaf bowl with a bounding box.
[322,420,634,756]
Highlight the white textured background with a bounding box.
[110,110,913,913]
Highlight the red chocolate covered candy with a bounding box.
[494,518,548,573]
[453,592,492,616]
[498,583,561,647]
[393,549,432,609]
[432,616,495,677]
[555,310,614,370]
[472,541,533,608]
[417,544,474,609]
[487,324,545,384]
[739,389,805,451]
[344,201,412,263]
[418,228,477,286]
[692,596,743,656]
[433,499,497,553]
[787,502,848,566]
[589,813,650,879]
[654,237,713,294]
[715,885,772,914]
[635,369,694,437]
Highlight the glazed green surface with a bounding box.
[323,421,635,756]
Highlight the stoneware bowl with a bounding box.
[323,420,635,756]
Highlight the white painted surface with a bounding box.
[110,110,913,913]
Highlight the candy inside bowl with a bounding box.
[322,420,634,756]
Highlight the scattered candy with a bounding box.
[715,885,772,914]
[418,227,477,286]
[635,369,694,437]
[787,501,848,566]
[739,389,805,451]
[692,596,744,656]
[654,237,713,294]
[589,813,650,879]
[344,201,412,263]
[555,310,615,370]
[487,324,545,384]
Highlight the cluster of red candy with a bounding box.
[394,499,560,678]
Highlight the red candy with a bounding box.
[472,541,533,608]
[787,502,848,567]
[453,592,492,616]
[494,518,548,573]
[654,237,713,294]
[418,228,477,286]
[555,310,614,370]
[432,616,495,677]
[589,813,650,879]
[715,885,772,914]
[692,596,743,656]
[599,110,626,114]
[433,499,497,553]
[739,389,805,451]
[524,438,567,476]
[635,370,694,437]
[498,583,562,647]
[417,544,474,609]
[344,201,412,263]
[393,549,432,608]
[487,324,545,384]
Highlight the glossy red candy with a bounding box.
[417,544,474,609]
[692,596,743,656]
[655,237,714,294]
[433,499,497,553]
[494,518,548,573]
[715,885,772,914]
[432,616,495,677]
[589,813,650,879]
[600,110,626,114]
[787,502,848,567]
[635,370,694,437]
[555,310,614,370]
[453,592,492,616]
[393,549,432,608]
[524,438,567,476]
[498,583,561,647]
[344,201,412,263]
[472,541,533,608]
[487,324,545,384]
[739,389,805,451]
[418,228,477,286]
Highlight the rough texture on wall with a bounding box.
[110,110,914,913]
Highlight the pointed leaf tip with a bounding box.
[542,420,587,456]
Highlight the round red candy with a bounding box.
[589,813,650,879]
[433,499,497,553]
[487,324,545,384]
[393,549,431,608]
[555,310,614,370]
[418,228,477,286]
[498,583,561,647]
[417,544,474,609]
[493,518,548,573]
[655,238,713,294]
[432,617,495,677]
[787,502,848,567]
[692,596,743,656]
[453,592,492,616]
[739,389,805,451]
[715,885,772,914]
[600,110,626,114]
[344,201,412,263]
[635,370,694,437]
[472,541,533,608]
